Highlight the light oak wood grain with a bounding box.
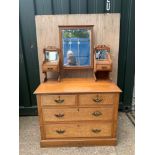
[34,78,121,94]
[42,107,113,122]
[96,64,112,71]
[34,78,121,147]
[112,93,120,137]
[40,138,117,147]
[42,65,58,72]
[44,122,112,138]
[41,94,76,106]
[36,95,46,139]
[79,93,114,105]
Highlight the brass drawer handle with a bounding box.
[92,129,101,133]
[54,96,64,104]
[54,113,64,118]
[92,95,103,103]
[92,111,102,117]
[47,67,53,70]
[56,129,65,134]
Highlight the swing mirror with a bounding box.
[59,25,94,69]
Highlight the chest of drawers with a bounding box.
[34,78,121,147]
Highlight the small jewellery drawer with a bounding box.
[42,107,113,122]
[79,93,114,106]
[44,122,112,138]
[96,64,112,71]
[42,65,58,72]
[41,95,76,106]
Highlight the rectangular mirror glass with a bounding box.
[95,49,108,60]
[45,51,58,61]
[59,26,93,68]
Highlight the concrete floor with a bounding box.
[19,112,135,155]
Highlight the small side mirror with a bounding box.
[43,46,59,62]
[45,51,58,62]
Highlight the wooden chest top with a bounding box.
[34,78,122,94]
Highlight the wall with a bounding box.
[19,0,135,115]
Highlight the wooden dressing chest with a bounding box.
[34,78,121,147]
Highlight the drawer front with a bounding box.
[79,93,114,105]
[44,122,112,138]
[42,65,58,72]
[96,64,111,71]
[42,107,113,122]
[78,107,113,121]
[41,95,76,106]
[42,108,78,122]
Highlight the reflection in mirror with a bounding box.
[61,28,92,67]
[45,51,58,61]
[95,49,108,60]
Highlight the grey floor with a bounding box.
[19,112,135,155]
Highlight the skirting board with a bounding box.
[40,138,117,147]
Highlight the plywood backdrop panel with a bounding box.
[35,14,120,83]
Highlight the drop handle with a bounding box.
[92,111,102,116]
[54,96,64,104]
[54,113,64,118]
[92,129,101,133]
[92,95,103,103]
[56,129,65,134]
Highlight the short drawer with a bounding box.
[79,93,114,106]
[42,65,58,72]
[44,122,112,138]
[42,107,113,122]
[96,64,112,71]
[41,95,76,106]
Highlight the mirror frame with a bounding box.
[43,46,60,63]
[59,25,94,70]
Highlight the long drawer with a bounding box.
[44,122,112,138]
[41,95,76,106]
[79,93,114,106]
[42,107,113,122]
